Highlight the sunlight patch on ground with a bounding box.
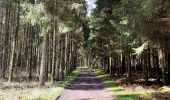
[93,69,150,100]
[0,69,80,100]
[159,86,170,92]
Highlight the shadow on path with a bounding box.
[57,67,115,100]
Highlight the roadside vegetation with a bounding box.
[0,69,80,100]
[94,69,170,100]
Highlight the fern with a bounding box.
[58,22,71,34]
[132,42,149,55]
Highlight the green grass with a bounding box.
[93,69,149,100]
[0,69,80,100]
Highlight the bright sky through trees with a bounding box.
[86,0,96,16]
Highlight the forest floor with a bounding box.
[1,68,170,100]
[0,69,80,100]
[94,69,170,100]
[57,67,115,100]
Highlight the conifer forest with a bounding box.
[0,0,170,100]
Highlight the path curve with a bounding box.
[57,67,115,100]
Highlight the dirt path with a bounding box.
[57,67,115,100]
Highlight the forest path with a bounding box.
[57,67,115,100]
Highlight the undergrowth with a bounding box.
[0,69,80,100]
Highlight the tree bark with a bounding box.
[39,32,48,86]
[127,53,131,80]
[1,7,9,79]
[158,48,167,85]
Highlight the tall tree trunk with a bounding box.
[168,53,170,83]
[28,25,33,81]
[127,53,131,80]
[121,54,125,76]
[9,2,20,81]
[51,24,56,83]
[148,47,151,77]
[60,34,65,80]
[39,32,48,86]
[9,41,15,82]
[144,51,148,84]
[158,48,167,85]
[1,7,9,79]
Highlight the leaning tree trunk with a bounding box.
[9,1,20,81]
[9,40,15,82]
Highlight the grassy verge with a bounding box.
[0,69,80,100]
[93,69,150,100]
